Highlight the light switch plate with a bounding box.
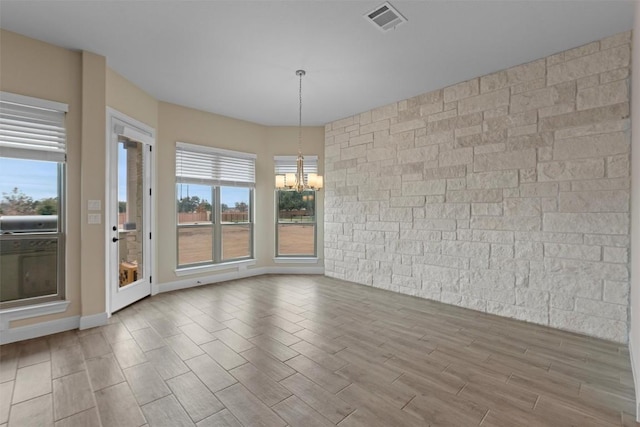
[88,200,101,211]
[88,213,101,224]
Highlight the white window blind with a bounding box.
[274,155,318,175]
[0,92,68,162]
[176,142,256,187]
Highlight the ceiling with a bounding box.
[0,1,635,126]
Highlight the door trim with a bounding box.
[105,108,156,315]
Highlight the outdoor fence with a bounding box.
[121,210,312,226]
[278,209,314,222]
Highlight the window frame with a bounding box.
[274,189,317,258]
[176,185,254,268]
[175,143,255,270]
[0,92,67,309]
[274,155,318,259]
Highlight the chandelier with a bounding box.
[275,69,323,192]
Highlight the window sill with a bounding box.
[175,259,256,277]
[273,257,319,264]
[0,299,71,330]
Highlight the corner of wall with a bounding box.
[324,30,633,344]
[80,51,108,318]
[79,312,108,330]
[629,4,640,420]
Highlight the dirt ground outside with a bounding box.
[277,224,315,255]
[178,224,315,265]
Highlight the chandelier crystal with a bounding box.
[275,69,323,192]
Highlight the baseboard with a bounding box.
[266,266,325,275]
[155,266,324,294]
[0,315,80,345]
[79,312,108,330]
[1,269,323,344]
[630,336,640,421]
[0,300,71,330]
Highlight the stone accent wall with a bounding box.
[324,31,632,343]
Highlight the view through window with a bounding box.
[177,185,253,266]
[0,93,67,307]
[274,155,318,257]
[175,142,255,268]
[277,190,316,256]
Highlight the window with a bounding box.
[0,92,67,308]
[176,142,255,268]
[275,156,317,257]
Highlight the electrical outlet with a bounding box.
[88,199,101,211]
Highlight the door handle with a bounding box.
[112,237,119,242]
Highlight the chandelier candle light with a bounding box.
[275,69,323,192]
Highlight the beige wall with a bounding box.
[106,68,158,129]
[80,52,107,317]
[157,102,324,284]
[1,29,324,335]
[0,30,83,326]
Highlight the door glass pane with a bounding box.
[117,140,144,287]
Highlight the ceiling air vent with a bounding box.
[365,2,407,32]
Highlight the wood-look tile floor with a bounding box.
[0,275,637,426]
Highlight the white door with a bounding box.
[107,111,154,313]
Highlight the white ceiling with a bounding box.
[0,1,635,126]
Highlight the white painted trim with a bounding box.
[630,337,640,421]
[151,283,162,295]
[267,266,324,275]
[159,267,267,293]
[1,91,69,112]
[120,125,154,146]
[105,108,156,315]
[273,257,319,264]
[175,259,257,277]
[105,110,112,319]
[0,300,71,330]
[0,315,79,345]
[79,312,108,330]
[107,107,156,142]
[156,267,324,294]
